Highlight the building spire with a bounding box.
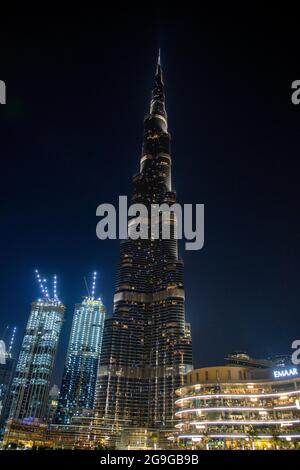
[150,48,166,118]
[155,48,163,83]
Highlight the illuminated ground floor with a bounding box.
[2,419,174,450]
[3,362,300,450]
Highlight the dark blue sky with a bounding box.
[1,8,300,385]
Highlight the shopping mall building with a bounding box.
[172,354,300,450]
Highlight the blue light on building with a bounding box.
[55,289,105,424]
[9,298,65,422]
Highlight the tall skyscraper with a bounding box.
[95,53,193,440]
[55,273,105,424]
[9,272,65,423]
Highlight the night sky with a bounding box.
[1,8,300,385]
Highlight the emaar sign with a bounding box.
[273,367,298,379]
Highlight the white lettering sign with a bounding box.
[273,368,298,378]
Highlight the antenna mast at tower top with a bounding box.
[8,326,16,354]
[35,269,59,301]
[35,269,47,298]
[91,272,97,300]
[53,274,58,300]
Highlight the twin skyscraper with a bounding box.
[8,272,106,425]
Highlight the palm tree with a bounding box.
[200,432,210,450]
[247,425,259,450]
[270,429,282,450]
[235,438,245,450]
[150,432,159,450]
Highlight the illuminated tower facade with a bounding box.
[56,275,105,424]
[95,53,193,439]
[8,272,65,423]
